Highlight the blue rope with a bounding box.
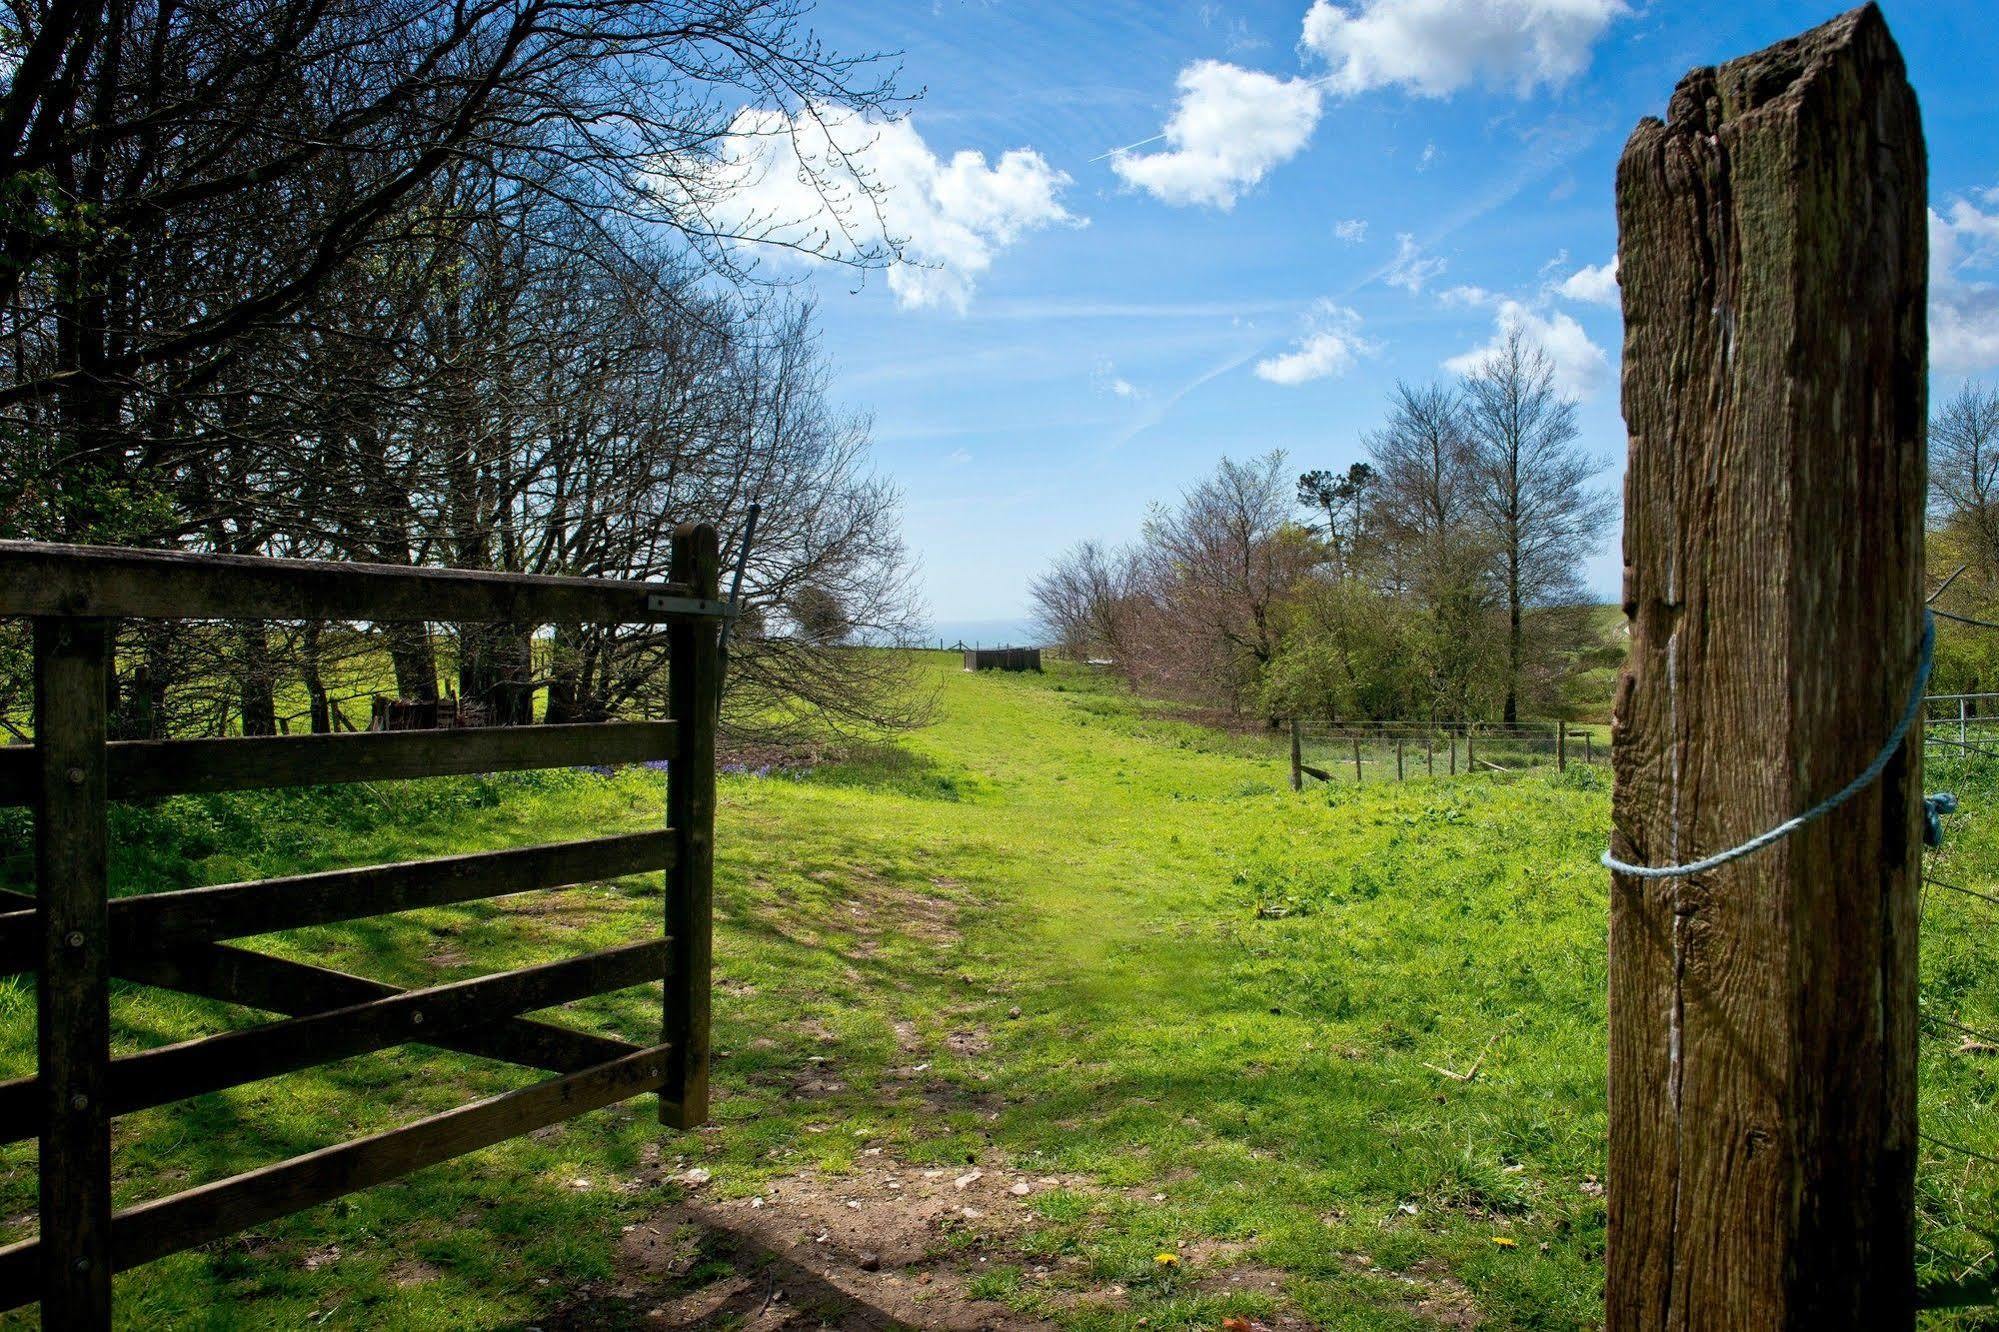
[1603,612,1940,879]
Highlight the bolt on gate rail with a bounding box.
[0,526,727,1326]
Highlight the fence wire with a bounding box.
[1285,664,1998,1307]
[1282,719,1606,787]
[1919,674,1999,1310]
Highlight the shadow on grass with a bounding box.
[787,743,974,802]
[528,1219,919,1331]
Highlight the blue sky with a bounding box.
[726,1,1999,626]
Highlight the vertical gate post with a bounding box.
[1608,7,1925,1328]
[1558,721,1567,773]
[36,617,112,1327]
[1289,719,1302,792]
[664,524,721,1129]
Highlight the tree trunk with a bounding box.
[1504,551,1522,726]
[234,622,277,736]
[109,623,170,741]
[384,623,439,703]
[301,621,332,734]
[459,622,535,725]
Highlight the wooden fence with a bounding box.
[1284,718,1599,789]
[0,528,727,1326]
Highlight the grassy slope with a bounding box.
[0,652,1993,1328]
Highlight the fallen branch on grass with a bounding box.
[1422,1035,1499,1083]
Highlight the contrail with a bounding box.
[1086,131,1166,164]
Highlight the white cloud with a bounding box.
[1255,302,1375,385]
[1384,233,1446,293]
[1093,358,1146,399]
[1417,141,1437,171]
[1334,218,1369,243]
[1200,4,1269,55]
[683,108,1074,312]
[947,448,973,464]
[1112,60,1324,209]
[1557,256,1619,306]
[1301,0,1627,98]
[1934,292,1999,376]
[1933,187,1999,374]
[1445,298,1608,398]
[1438,283,1495,308]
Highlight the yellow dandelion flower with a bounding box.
[1153,1252,1180,1267]
[1490,1236,1519,1248]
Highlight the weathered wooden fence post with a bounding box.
[1352,736,1362,783]
[665,524,721,1129]
[1397,737,1405,781]
[1290,719,1303,792]
[1607,7,1925,1327]
[36,617,112,1327]
[1558,720,1568,773]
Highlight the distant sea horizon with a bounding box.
[923,617,1042,649]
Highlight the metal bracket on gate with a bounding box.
[645,593,735,618]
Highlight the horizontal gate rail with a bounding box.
[0,540,727,623]
[0,939,670,1140]
[0,880,646,1074]
[0,830,674,972]
[108,923,648,1076]
[0,529,723,1325]
[0,1043,674,1306]
[0,720,675,805]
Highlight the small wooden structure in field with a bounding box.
[964,646,1041,673]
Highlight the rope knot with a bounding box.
[1926,792,1960,849]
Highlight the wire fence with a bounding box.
[1283,674,1999,1304]
[1281,719,1606,788]
[1916,686,1999,1307]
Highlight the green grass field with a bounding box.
[0,652,1994,1328]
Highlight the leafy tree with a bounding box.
[1296,462,1375,575]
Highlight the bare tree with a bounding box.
[1029,539,1139,662]
[0,0,906,544]
[0,2,927,746]
[1133,452,1313,707]
[1932,381,1999,570]
[1459,329,1614,724]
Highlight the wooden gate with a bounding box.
[0,524,726,1325]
